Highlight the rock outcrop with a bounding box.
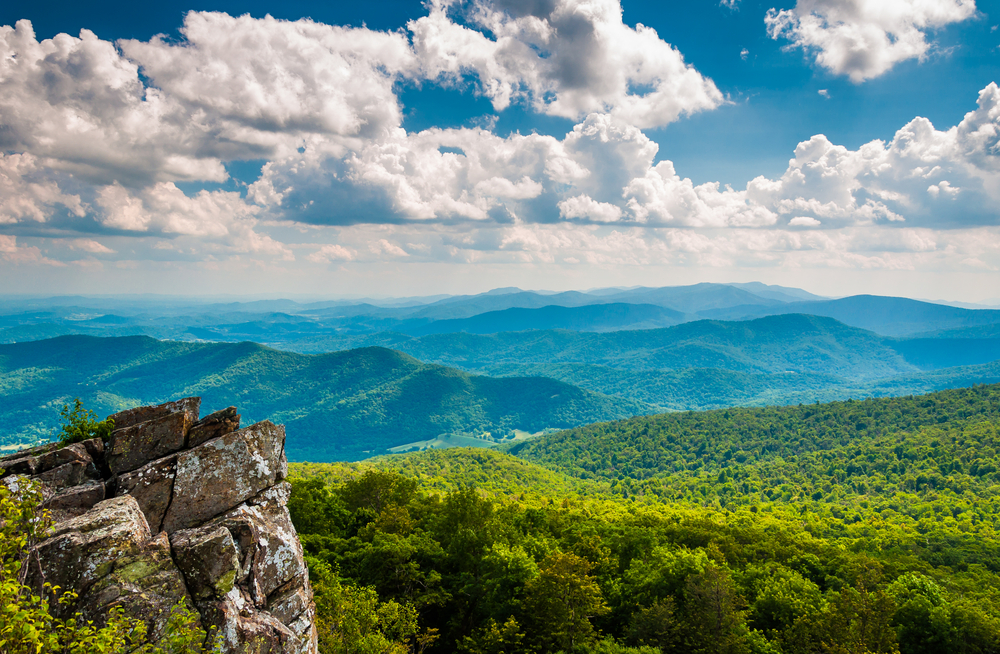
[0,398,317,654]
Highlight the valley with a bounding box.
[3,283,1000,461]
[5,282,1000,654]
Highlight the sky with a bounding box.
[0,0,998,300]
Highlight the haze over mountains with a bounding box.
[3,282,999,347]
[3,281,1000,460]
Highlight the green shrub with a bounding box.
[57,398,114,445]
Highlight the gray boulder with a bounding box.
[109,396,201,432]
[108,410,192,475]
[170,525,242,600]
[189,406,241,448]
[16,398,315,654]
[115,454,178,532]
[162,421,287,532]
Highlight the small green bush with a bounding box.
[57,398,114,445]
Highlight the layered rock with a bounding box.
[0,398,316,654]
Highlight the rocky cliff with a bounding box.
[0,397,317,654]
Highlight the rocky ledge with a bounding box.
[0,398,317,654]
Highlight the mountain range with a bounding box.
[0,335,647,460]
[3,282,1000,460]
[5,283,1000,350]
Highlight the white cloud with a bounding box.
[121,13,415,143]
[0,153,87,224]
[766,0,977,82]
[0,159,290,259]
[955,82,1000,173]
[251,125,571,224]
[67,238,115,253]
[94,182,292,257]
[249,84,1000,234]
[0,6,724,253]
[558,195,623,222]
[624,161,779,227]
[0,22,226,186]
[308,243,356,262]
[0,13,417,192]
[324,221,1000,275]
[370,238,410,257]
[0,235,66,266]
[409,0,724,127]
[0,7,997,284]
[928,181,960,197]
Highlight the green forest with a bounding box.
[286,383,1000,653]
[0,335,646,459]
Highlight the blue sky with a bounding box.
[0,0,998,299]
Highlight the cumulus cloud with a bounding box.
[766,0,977,82]
[370,238,410,257]
[624,161,778,227]
[0,235,66,266]
[558,195,623,221]
[0,153,86,224]
[308,244,356,262]
[251,83,1000,233]
[0,153,288,258]
[67,239,115,253]
[0,5,725,252]
[251,125,568,224]
[410,0,724,127]
[739,86,1000,228]
[94,182,292,257]
[121,13,415,143]
[0,12,417,194]
[323,220,1000,274]
[0,22,226,186]
[0,6,997,279]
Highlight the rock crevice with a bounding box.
[1,398,317,654]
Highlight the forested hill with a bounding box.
[365,313,923,377]
[0,335,649,460]
[402,302,686,335]
[287,383,1000,654]
[509,383,1000,484]
[340,313,1000,380]
[702,294,1000,336]
[507,384,1000,553]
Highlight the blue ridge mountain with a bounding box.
[4,284,1000,342]
[0,335,650,461]
[345,314,1000,378]
[399,303,687,335]
[699,294,1000,336]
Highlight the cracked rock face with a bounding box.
[0,397,317,654]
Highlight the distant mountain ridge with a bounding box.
[348,313,1000,379]
[4,284,1000,443]
[4,283,1000,345]
[0,335,649,460]
[310,313,1000,410]
[700,295,1000,336]
[400,303,687,335]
